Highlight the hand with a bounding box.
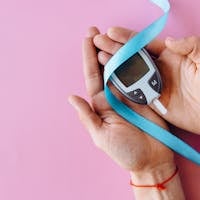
[157,36,200,134]
[69,27,174,172]
[94,27,200,134]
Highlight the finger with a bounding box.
[87,26,100,37]
[98,51,112,65]
[165,36,200,63]
[93,34,122,55]
[68,95,102,133]
[107,27,165,56]
[82,27,103,97]
[107,26,137,43]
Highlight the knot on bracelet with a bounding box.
[156,183,166,190]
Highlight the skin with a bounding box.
[94,27,200,134]
[68,26,200,199]
[68,27,174,172]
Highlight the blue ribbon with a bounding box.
[104,0,200,165]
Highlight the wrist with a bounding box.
[130,162,176,187]
[129,162,185,200]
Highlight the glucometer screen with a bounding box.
[115,53,149,87]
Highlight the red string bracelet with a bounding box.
[130,166,178,190]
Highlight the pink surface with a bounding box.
[0,0,199,199]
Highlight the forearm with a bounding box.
[130,162,185,200]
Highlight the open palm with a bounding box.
[154,38,200,134]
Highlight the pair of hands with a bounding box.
[69,26,200,173]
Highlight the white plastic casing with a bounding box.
[110,48,167,115]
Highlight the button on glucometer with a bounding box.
[128,89,147,104]
[128,89,142,97]
[148,72,161,92]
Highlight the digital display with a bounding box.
[115,53,150,87]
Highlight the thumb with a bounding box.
[165,36,200,63]
[68,95,102,133]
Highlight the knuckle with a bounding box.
[111,42,122,54]
[187,36,200,62]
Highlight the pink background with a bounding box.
[0,0,199,199]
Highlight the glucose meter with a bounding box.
[110,48,167,115]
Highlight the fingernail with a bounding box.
[86,29,91,37]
